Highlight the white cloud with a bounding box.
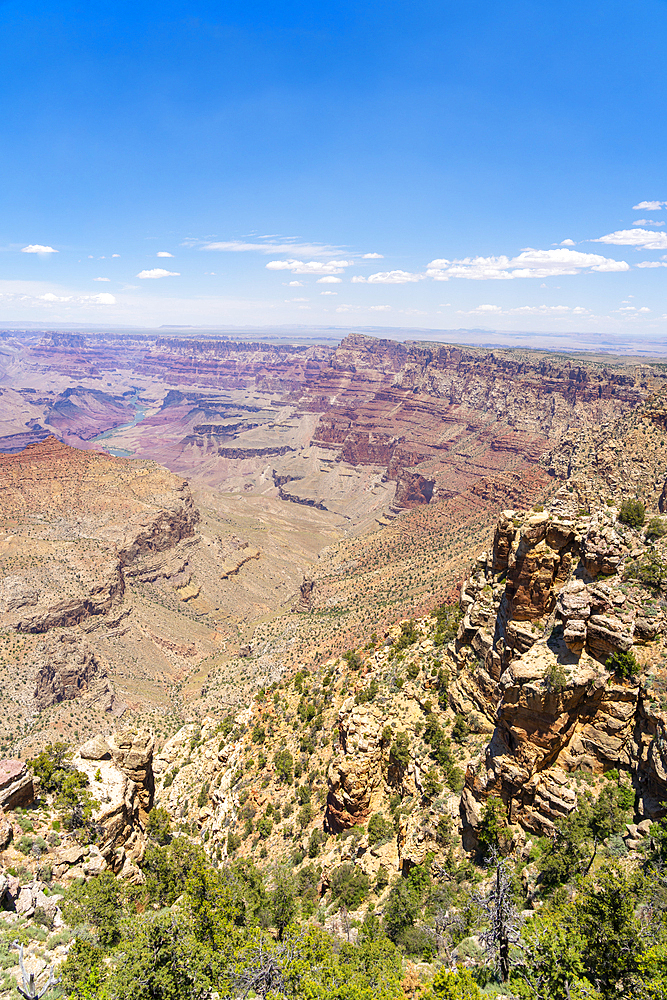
[639,306,651,312]
[459,303,591,317]
[112,254,120,258]
[636,261,667,268]
[632,201,666,211]
[21,244,57,254]
[136,268,181,279]
[633,219,665,227]
[266,259,350,275]
[316,275,342,284]
[202,239,345,257]
[594,229,667,249]
[352,270,425,284]
[93,293,116,305]
[320,291,337,295]
[287,297,309,302]
[559,239,575,246]
[362,252,384,259]
[427,248,630,280]
[93,277,110,282]
[157,251,174,257]
[285,280,304,286]
[369,305,391,312]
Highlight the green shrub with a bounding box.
[147,807,172,845]
[432,602,464,646]
[422,768,443,799]
[393,621,419,652]
[389,732,411,768]
[606,649,639,680]
[618,498,645,528]
[329,862,370,909]
[646,517,667,541]
[451,714,469,743]
[368,812,392,845]
[545,660,567,692]
[274,749,294,784]
[626,549,667,590]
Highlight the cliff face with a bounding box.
[452,479,667,843]
[0,437,199,633]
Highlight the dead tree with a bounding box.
[12,942,61,1000]
[475,854,521,982]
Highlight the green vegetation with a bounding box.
[606,649,639,681]
[618,498,646,528]
[27,743,98,834]
[431,602,464,646]
[646,516,667,541]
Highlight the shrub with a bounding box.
[422,768,443,799]
[274,749,294,784]
[545,660,567,692]
[646,517,667,541]
[451,714,469,743]
[477,795,507,859]
[298,802,314,829]
[432,602,464,646]
[429,967,482,999]
[606,649,639,681]
[626,549,667,591]
[330,862,370,909]
[368,812,392,845]
[343,649,362,670]
[227,832,241,854]
[256,816,273,839]
[394,620,419,652]
[618,498,645,528]
[383,877,421,941]
[146,807,172,845]
[389,732,411,768]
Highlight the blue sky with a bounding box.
[1,0,667,339]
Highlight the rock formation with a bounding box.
[451,482,667,844]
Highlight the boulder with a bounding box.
[0,759,34,809]
[79,735,111,760]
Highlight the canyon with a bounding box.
[0,329,666,756]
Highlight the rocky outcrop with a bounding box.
[452,483,667,841]
[0,759,34,809]
[33,634,105,709]
[72,727,155,877]
[326,700,384,832]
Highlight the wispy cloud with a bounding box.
[352,270,425,284]
[593,228,667,250]
[632,200,666,211]
[369,304,391,311]
[157,251,174,257]
[459,303,591,316]
[201,238,346,257]
[636,261,667,268]
[362,252,384,259]
[633,219,665,227]
[136,268,180,279]
[426,248,628,280]
[21,244,57,254]
[266,259,351,275]
[93,277,110,282]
